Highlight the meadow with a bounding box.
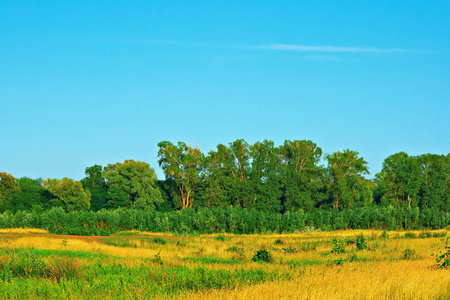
[0,228,449,299]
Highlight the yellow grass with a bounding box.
[1,229,449,298]
[0,228,49,234]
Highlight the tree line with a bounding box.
[1,139,449,227]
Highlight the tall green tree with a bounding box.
[198,144,234,208]
[0,172,20,212]
[10,177,51,212]
[103,160,163,210]
[43,178,91,211]
[227,139,252,207]
[157,142,203,209]
[376,152,422,208]
[417,154,449,211]
[325,150,371,209]
[248,140,282,212]
[278,140,325,212]
[81,165,108,211]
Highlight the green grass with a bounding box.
[183,256,242,265]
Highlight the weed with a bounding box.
[274,238,283,245]
[331,237,346,254]
[252,249,273,263]
[152,237,167,245]
[403,248,417,260]
[300,241,318,252]
[432,237,450,269]
[282,246,299,254]
[215,234,227,241]
[404,232,417,239]
[356,233,368,251]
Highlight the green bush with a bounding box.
[432,237,450,269]
[403,248,417,260]
[282,246,299,254]
[252,249,273,263]
[356,233,367,251]
[331,237,346,254]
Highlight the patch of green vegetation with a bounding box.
[287,260,324,268]
[183,256,241,265]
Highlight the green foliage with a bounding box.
[300,241,318,252]
[0,172,21,212]
[215,234,227,241]
[274,238,283,245]
[152,237,167,245]
[282,246,299,253]
[325,150,371,210]
[432,237,450,269]
[252,249,273,263]
[43,178,90,211]
[331,237,346,254]
[104,160,163,210]
[183,257,241,265]
[404,232,417,239]
[356,233,368,250]
[402,248,417,260]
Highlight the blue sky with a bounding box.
[1,1,449,180]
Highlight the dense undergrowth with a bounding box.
[1,206,450,236]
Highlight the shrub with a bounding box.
[301,241,318,252]
[215,234,227,241]
[432,237,450,269]
[282,246,299,254]
[403,248,417,260]
[331,237,346,254]
[404,232,417,239]
[252,249,273,263]
[274,238,283,245]
[152,237,167,245]
[356,233,367,251]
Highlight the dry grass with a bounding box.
[1,228,449,299]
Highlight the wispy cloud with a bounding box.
[259,44,413,53]
[89,39,415,54]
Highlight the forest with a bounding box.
[1,139,449,234]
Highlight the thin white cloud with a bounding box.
[260,44,412,53]
[89,39,415,53]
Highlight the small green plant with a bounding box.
[282,246,299,254]
[152,237,167,245]
[300,241,318,252]
[150,250,163,265]
[356,233,367,251]
[419,232,432,239]
[176,239,187,247]
[433,232,447,238]
[215,234,227,241]
[403,248,417,260]
[252,249,273,263]
[345,237,355,245]
[331,237,346,254]
[274,238,283,245]
[380,230,389,240]
[432,237,450,269]
[404,232,417,239]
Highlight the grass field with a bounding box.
[0,228,449,299]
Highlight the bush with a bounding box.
[403,248,417,260]
[404,232,417,239]
[274,238,283,245]
[282,246,299,254]
[252,249,273,263]
[432,237,450,269]
[331,237,346,254]
[356,233,367,251]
